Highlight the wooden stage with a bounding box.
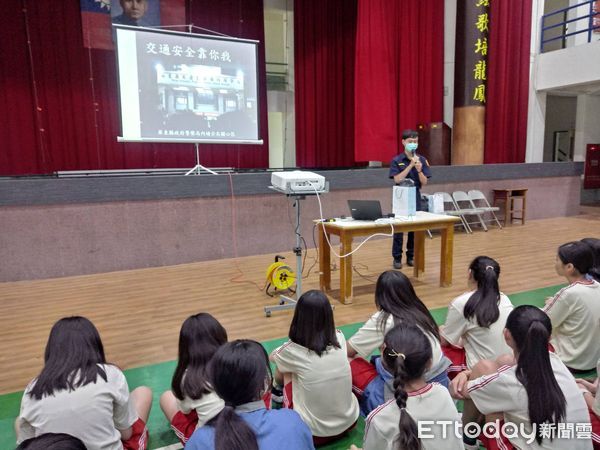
[0,208,599,394]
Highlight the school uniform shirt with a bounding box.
[441,291,513,368]
[363,383,463,450]
[543,279,600,370]
[594,359,600,417]
[176,391,224,428]
[270,330,360,437]
[468,353,593,450]
[185,400,314,450]
[17,364,139,450]
[348,311,449,381]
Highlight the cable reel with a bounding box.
[265,255,296,297]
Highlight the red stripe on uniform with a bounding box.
[364,399,395,436]
[408,383,433,397]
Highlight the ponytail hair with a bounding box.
[463,256,501,328]
[581,238,600,282]
[208,340,271,450]
[382,324,431,450]
[557,241,594,276]
[505,306,566,444]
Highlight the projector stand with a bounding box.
[186,143,219,176]
[264,194,305,317]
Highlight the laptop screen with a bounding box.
[347,200,383,221]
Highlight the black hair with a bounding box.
[402,129,419,140]
[505,306,566,444]
[288,290,339,356]
[463,256,501,327]
[557,241,594,276]
[581,238,600,282]
[16,433,87,450]
[382,324,431,450]
[171,312,228,401]
[28,317,108,400]
[375,270,440,340]
[208,340,272,450]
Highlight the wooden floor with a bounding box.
[1,207,599,394]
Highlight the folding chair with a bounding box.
[452,191,489,232]
[468,190,503,229]
[435,192,473,233]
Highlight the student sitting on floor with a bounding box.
[347,270,450,414]
[440,256,513,378]
[544,241,600,372]
[452,305,593,450]
[159,312,227,444]
[350,323,463,450]
[16,433,87,450]
[270,290,359,446]
[15,317,152,450]
[185,339,314,450]
[576,358,600,449]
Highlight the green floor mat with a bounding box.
[2,283,585,450]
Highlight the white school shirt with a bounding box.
[594,359,600,417]
[270,330,360,437]
[543,280,600,370]
[176,391,224,429]
[441,291,513,368]
[363,383,463,450]
[468,353,593,450]
[348,310,447,380]
[17,364,139,450]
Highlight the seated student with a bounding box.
[270,290,359,445]
[452,306,593,450]
[440,256,513,377]
[16,433,87,450]
[581,237,600,282]
[544,241,600,372]
[15,317,152,450]
[185,340,314,450]
[159,313,227,444]
[347,271,450,402]
[350,323,463,450]
[577,358,600,449]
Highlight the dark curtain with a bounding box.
[294,0,358,168]
[354,0,444,163]
[0,0,268,176]
[484,0,532,163]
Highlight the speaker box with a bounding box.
[417,122,451,166]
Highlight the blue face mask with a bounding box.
[405,142,418,152]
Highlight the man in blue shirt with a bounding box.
[388,129,432,269]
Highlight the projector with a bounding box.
[271,171,326,193]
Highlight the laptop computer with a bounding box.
[347,200,384,221]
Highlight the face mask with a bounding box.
[405,142,418,152]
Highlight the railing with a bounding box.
[541,0,600,53]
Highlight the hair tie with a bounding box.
[389,350,406,360]
[400,407,407,412]
[485,265,495,271]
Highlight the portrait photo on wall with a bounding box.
[112,0,161,27]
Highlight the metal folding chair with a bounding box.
[435,192,473,233]
[468,190,503,229]
[452,191,489,232]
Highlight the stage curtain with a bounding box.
[484,0,532,163]
[354,0,444,164]
[0,0,268,176]
[294,0,358,168]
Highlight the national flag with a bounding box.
[80,0,113,50]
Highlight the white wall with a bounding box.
[536,40,600,91]
[264,0,296,167]
[443,0,457,128]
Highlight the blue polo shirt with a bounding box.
[389,152,432,206]
[185,401,315,450]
